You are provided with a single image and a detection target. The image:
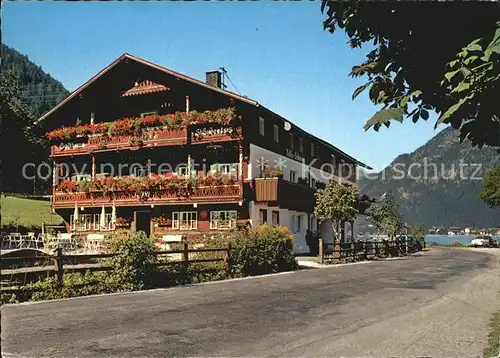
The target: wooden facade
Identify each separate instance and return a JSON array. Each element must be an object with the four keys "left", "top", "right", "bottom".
[{"left": 41, "top": 53, "right": 369, "bottom": 240}]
